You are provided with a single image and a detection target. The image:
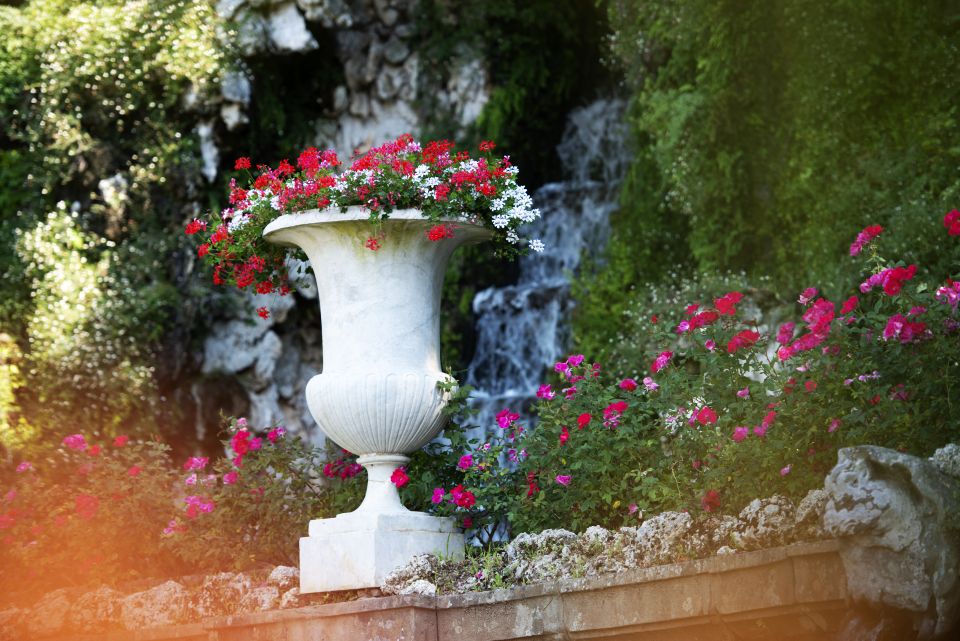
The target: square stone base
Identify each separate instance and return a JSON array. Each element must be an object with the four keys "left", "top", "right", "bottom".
[{"left": 300, "top": 510, "right": 464, "bottom": 593}]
